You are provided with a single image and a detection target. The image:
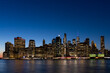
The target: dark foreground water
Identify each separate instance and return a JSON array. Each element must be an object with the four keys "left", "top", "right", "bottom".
[{"left": 0, "top": 59, "right": 110, "bottom": 73}]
